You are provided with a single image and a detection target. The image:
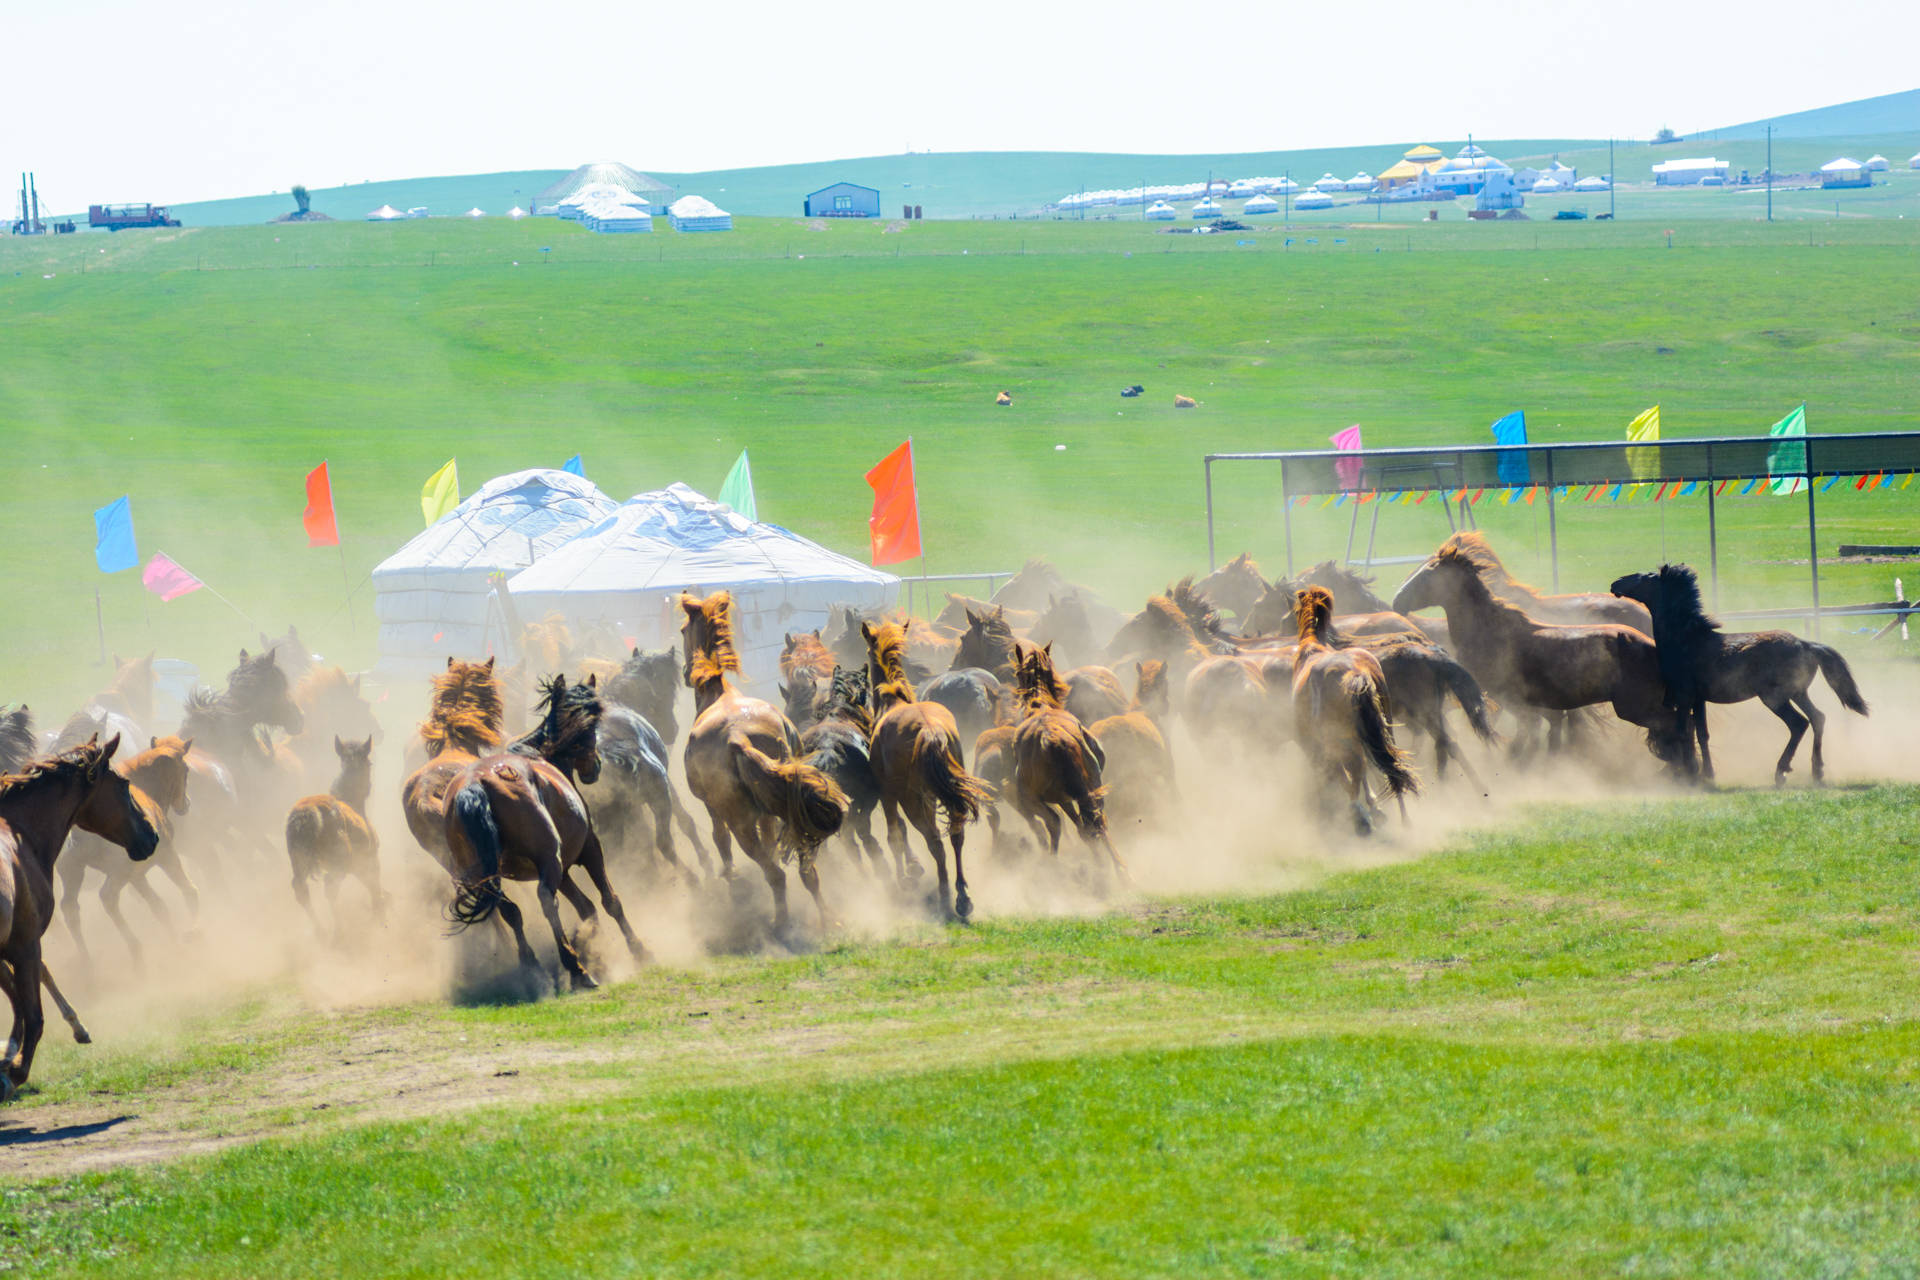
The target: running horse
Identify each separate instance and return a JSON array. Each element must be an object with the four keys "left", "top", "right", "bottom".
[
  {"left": 1433, "top": 533, "right": 1651, "bottom": 633},
  {"left": 1290, "top": 587, "right": 1420, "bottom": 834},
  {"left": 401, "top": 657, "right": 505, "bottom": 863},
  {"left": 1611, "top": 564, "right": 1868, "bottom": 784},
  {"left": 444, "top": 675, "right": 647, "bottom": 992},
  {"left": 57, "top": 735, "right": 197, "bottom": 965},
  {"left": 1009, "top": 643, "right": 1129, "bottom": 882},
  {"left": 681, "top": 592, "right": 847, "bottom": 932},
  {"left": 862, "top": 621, "right": 990, "bottom": 920},
  {"left": 1, "top": 736, "right": 160, "bottom": 1100},
  {"left": 1192, "top": 552, "right": 1269, "bottom": 622}
]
